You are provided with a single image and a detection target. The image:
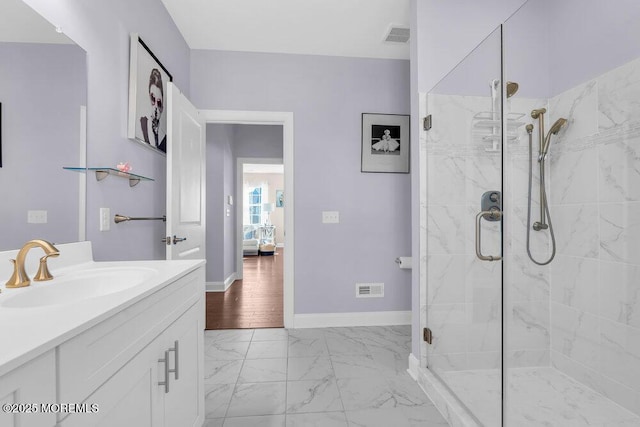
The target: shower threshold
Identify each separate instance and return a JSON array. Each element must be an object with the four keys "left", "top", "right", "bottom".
[{"left": 438, "top": 367, "right": 640, "bottom": 426}]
